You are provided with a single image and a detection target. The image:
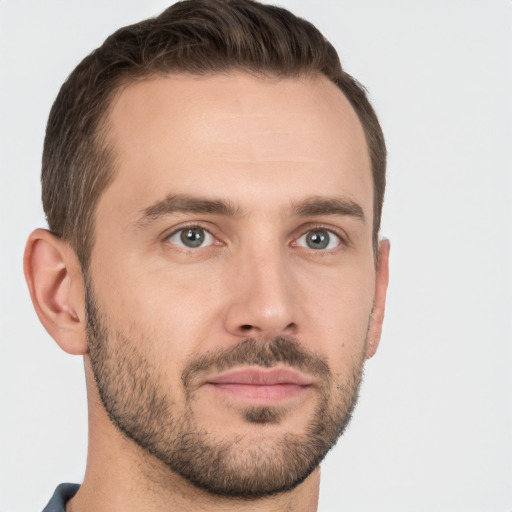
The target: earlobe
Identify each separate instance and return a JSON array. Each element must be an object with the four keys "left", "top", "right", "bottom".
[
  {"left": 365, "top": 238, "right": 390, "bottom": 359},
  {"left": 23, "top": 229, "right": 88, "bottom": 355}
]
